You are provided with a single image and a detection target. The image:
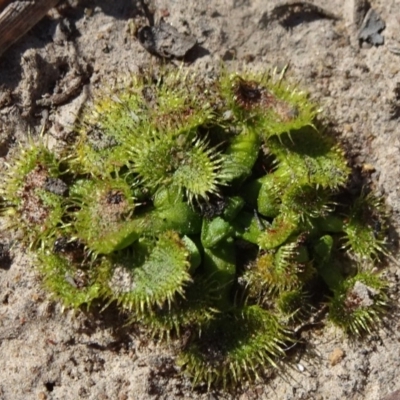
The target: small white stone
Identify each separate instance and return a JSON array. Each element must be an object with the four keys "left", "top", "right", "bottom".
[{"left": 297, "top": 363, "right": 305, "bottom": 372}]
